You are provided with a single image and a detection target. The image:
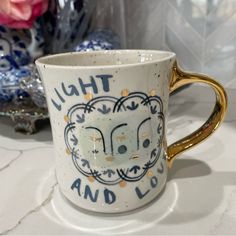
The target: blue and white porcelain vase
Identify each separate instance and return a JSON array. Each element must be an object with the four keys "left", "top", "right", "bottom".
[
  {"left": 75, "top": 29, "right": 121, "bottom": 52},
  {"left": 0, "top": 24, "right": 44, "bottom": 102}
]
